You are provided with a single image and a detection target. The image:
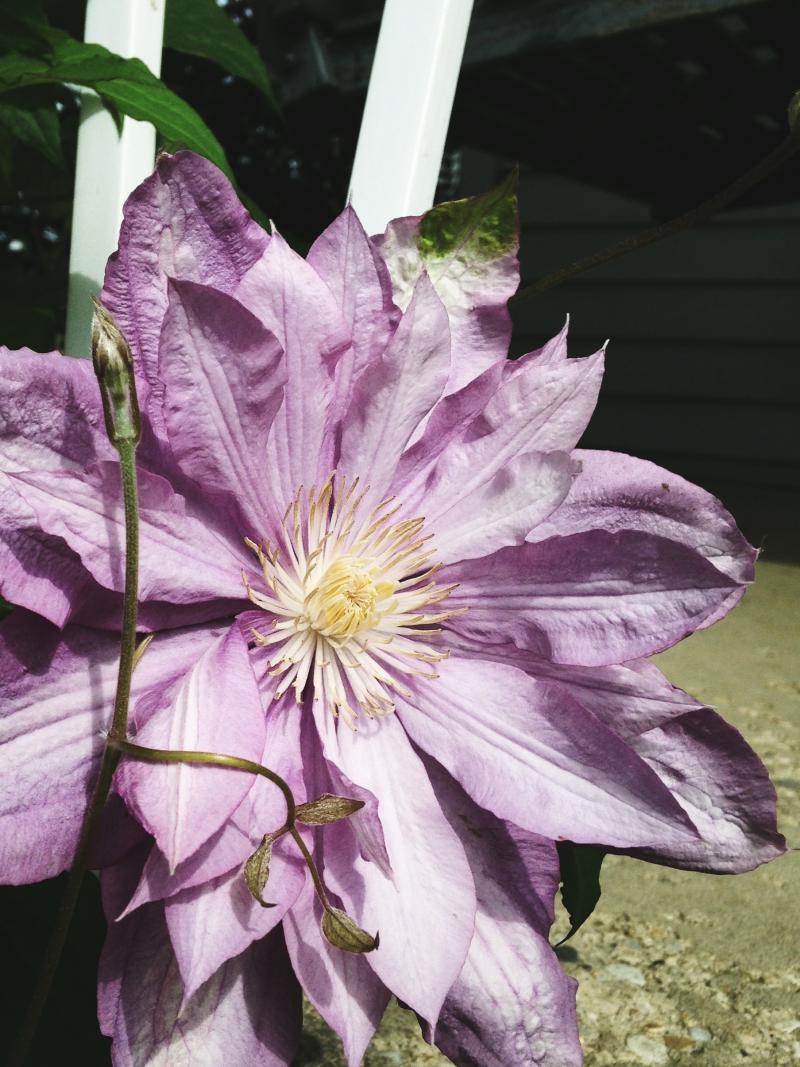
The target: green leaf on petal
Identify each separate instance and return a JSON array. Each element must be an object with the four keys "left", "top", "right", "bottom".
[
  {"left": 243, "top": 833, "right": 280, "bottom": 908},
  {"left": 164, "top": 0, "right": 276, "bottom": 108},
  {"left": 295, "top": 794, "right": 365, "bottom": 826},
  {"left": 416, "top": 169, "right": 518, "bottom": 271},
  {"left": 556, "top": 841, "right": 605, "bottom": 945},
  {"left": 321, "top": 906, "right": 379, "bottom": 954}
]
